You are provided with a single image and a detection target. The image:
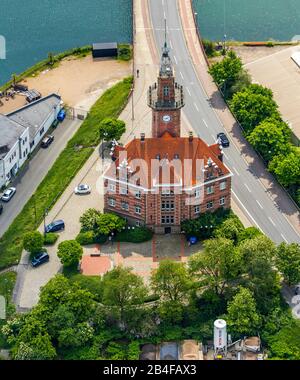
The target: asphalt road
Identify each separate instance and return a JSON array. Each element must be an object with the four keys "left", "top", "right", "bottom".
[
  {"left": 0, "top": 118, "right": 82, "bottom": 237},
  {"left": 149, "top": 0, "right": 300, "bottom": 243}
]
